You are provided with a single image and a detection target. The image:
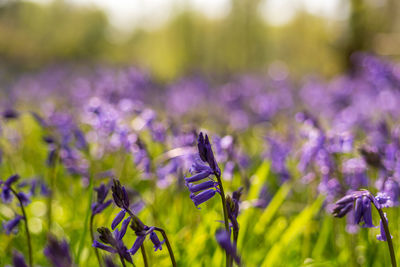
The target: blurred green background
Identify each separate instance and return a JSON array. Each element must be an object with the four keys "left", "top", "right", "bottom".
[{"left": 0, "top": 0, "right": 399, "bottom": 80}]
